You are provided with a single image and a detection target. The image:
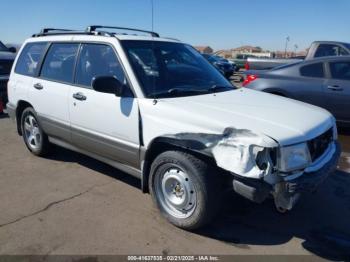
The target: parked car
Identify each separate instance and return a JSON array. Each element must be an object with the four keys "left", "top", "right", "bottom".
[
  {"left": 0, "top": 41, "right": 16, "bottom": 113},
  {"left": 243, "top": 56, "right": 350, "bottom": 126},
  {"left": 7, "top": 26, "right": 340, "bottom": 230},
  {"left": 246, "top": 41, "right": 350, "bottom": 70},
  {"left": 232, "top": 54, "right": 255, "bottom": 71},
  {"left": 202, "top": 54, "right": 235, "bottom": 78}
]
